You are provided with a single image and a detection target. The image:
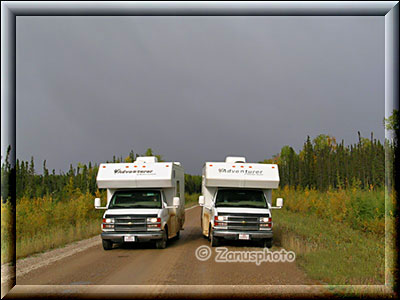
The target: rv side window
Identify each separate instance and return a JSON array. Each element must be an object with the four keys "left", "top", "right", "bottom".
[{"left": 176, "top": 181, "right": 180, "bottom": 197}]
